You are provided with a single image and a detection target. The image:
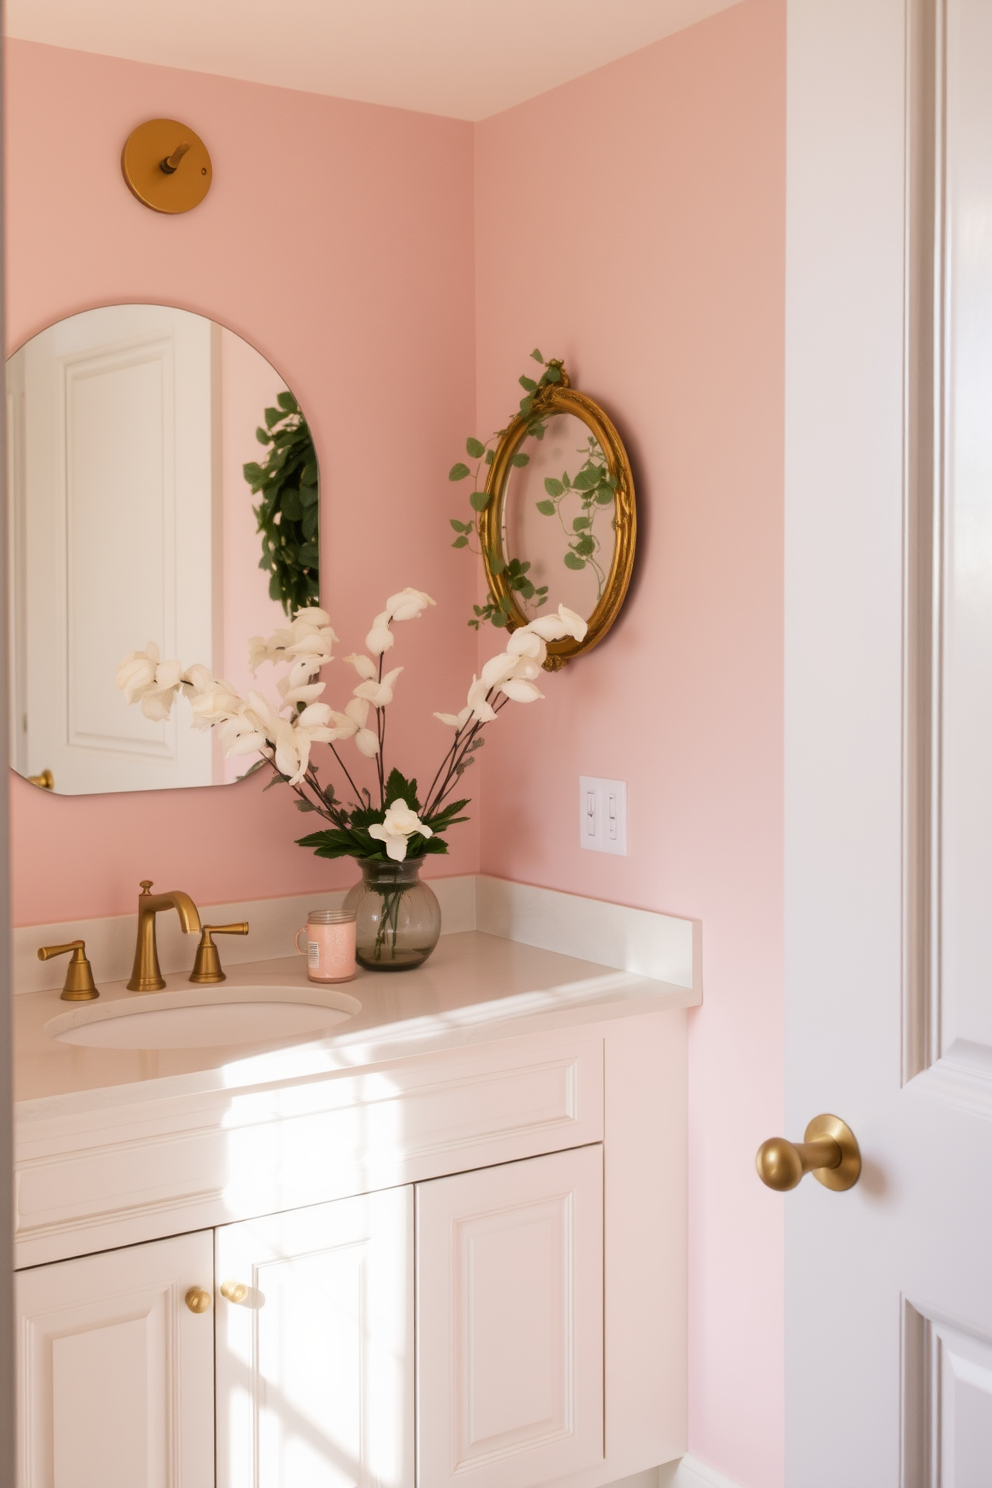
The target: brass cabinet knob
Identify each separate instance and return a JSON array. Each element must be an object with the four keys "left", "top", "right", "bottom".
[
  {"left": 185, "top": 1287, "right": 212, "bottom": 1314},
  {"left": 220, "top": 1280, "right": 248, "bottom": 1304},
  {"left": 756, "top": 1113, "right": 861, "bottom": 1192}
]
